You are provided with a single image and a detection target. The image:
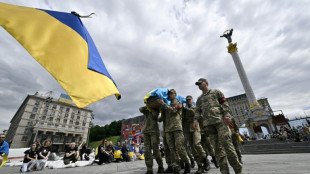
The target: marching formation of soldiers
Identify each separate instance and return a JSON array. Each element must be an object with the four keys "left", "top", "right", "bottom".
[{"left": 140, "top": 78, "right": 243, "bottom": 174}]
